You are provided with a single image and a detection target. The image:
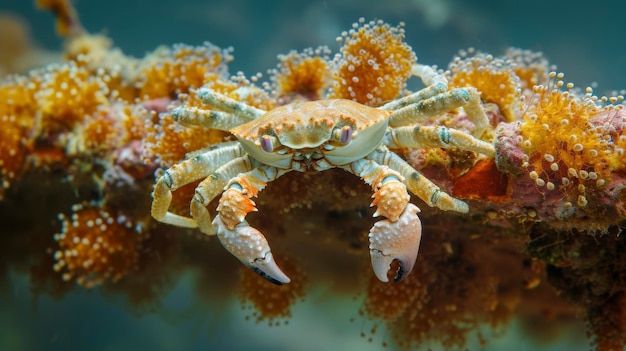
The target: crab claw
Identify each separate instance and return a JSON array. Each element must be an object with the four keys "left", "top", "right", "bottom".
[
  {"left": 212, "top": 215, "right": 291, "bottom": 285},
  {"left": 369, "top": 203, "right": 422, "bottom": 283}
]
